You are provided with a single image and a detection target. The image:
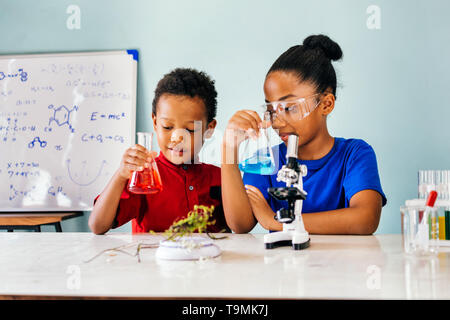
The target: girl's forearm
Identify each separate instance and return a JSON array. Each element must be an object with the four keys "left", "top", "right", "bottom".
[
  {"left": 302, "top": 206, "right": 379, "bottom": 235},
  {"left": 256, "top": 205, "right": 379, "bottom": 235},
  {"left": 221, "top": 143, "right": 256, "bottom": 233}
]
